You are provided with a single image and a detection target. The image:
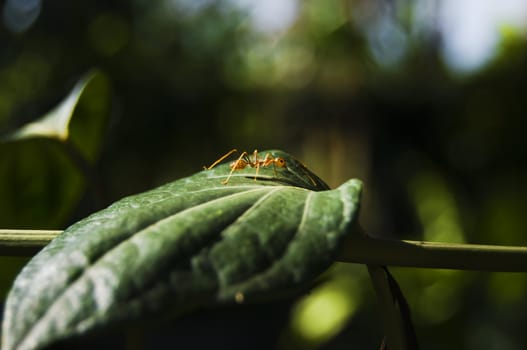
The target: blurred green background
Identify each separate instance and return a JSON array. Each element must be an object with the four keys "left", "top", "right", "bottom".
[{"left": 1, "top": 0, "right": 527, "bottom": 349}]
